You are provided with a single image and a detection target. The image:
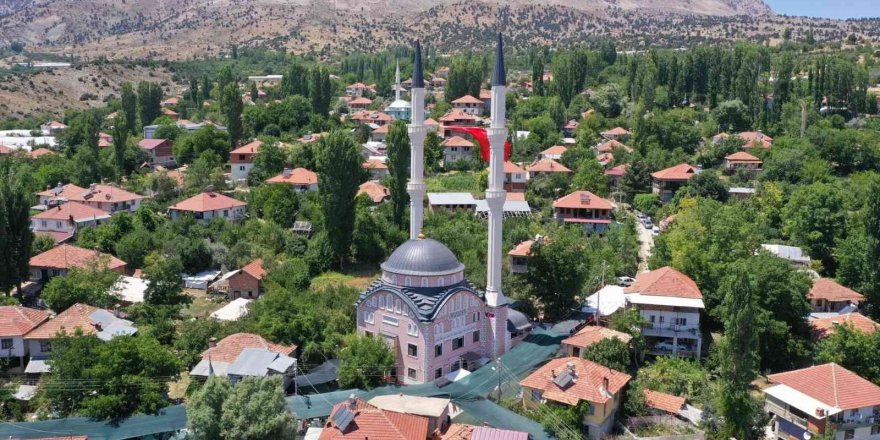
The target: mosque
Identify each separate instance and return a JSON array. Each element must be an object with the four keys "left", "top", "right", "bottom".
[
  {"left": 384, "top": 62, "right": 412, "bottom": 121},
  {"left": 356, "top": 36, "right": 512, "bottom": 384}
]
